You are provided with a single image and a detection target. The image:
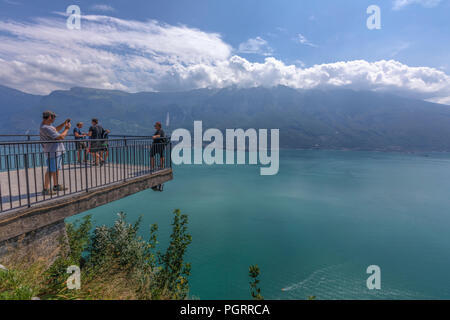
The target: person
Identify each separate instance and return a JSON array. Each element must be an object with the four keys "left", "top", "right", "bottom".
[
  {"left": 88, "top": 118, "right": 110, "bottom": 166},
  {"left": 150, "top": 121, "right": 166, "bottom": 170},
  {"left": 40, "top": 110, "right": 70, "bottom": 195},
  {"left": 73, "top": 122, "right": 88, "bottom": 163},
  {"left": 100, "top": 128, "right": 110, "bottom": 163}
]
